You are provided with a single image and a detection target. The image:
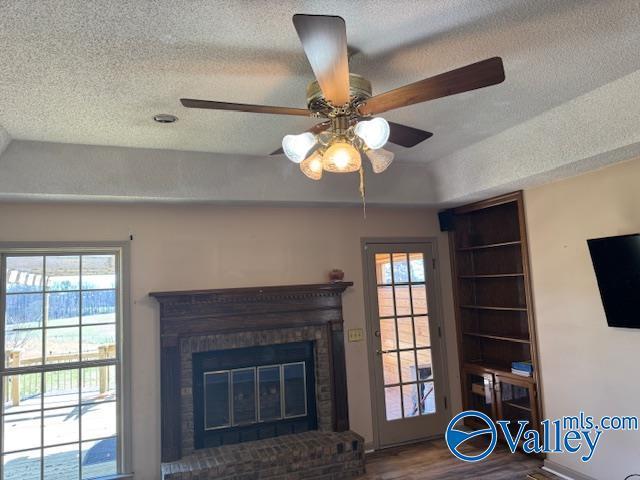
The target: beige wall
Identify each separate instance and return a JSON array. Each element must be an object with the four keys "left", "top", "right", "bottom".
[
  {"left": 525, "top": 157, "right": 640, "bottom": 479},
  {"left": 0, "top": 203, "right": 458, "bottom": 480}
]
